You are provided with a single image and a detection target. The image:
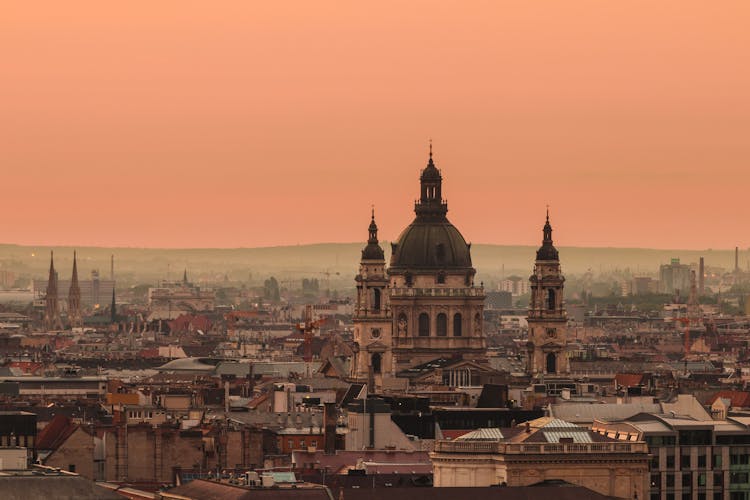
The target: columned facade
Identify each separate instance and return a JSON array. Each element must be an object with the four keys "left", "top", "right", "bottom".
[{"left": 350, "top": 147, "right": 486, "bottom": 387}]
